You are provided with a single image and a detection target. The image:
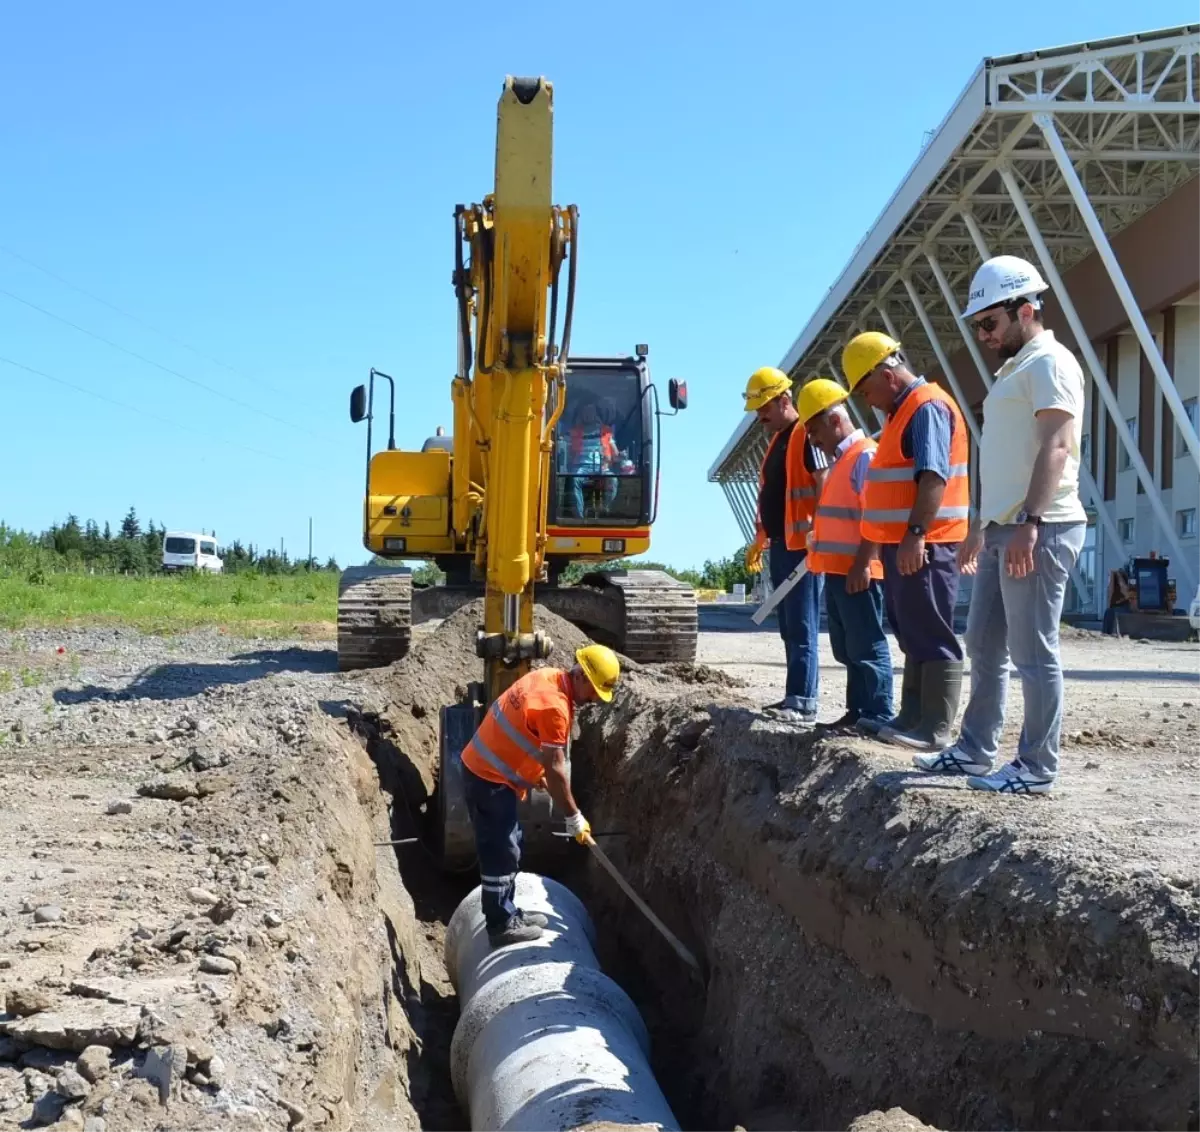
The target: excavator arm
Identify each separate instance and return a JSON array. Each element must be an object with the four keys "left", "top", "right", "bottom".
[{"left": 454, "top": 75, "right": 575, "bottom": 705}]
